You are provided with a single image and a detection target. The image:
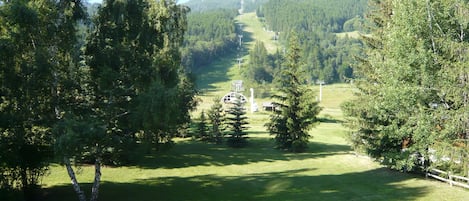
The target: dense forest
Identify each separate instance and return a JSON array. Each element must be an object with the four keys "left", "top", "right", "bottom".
[
  {"left": 180, "top": 0, "right": 270, "bottom": 72},
  {"left": 181, "top": 9, "right": 239, "bottom": 71},
  {"left": 260, "top": 0, "right": 367, "bottom": 33},
  {"left": 181, "top": 0, "right": 368, "bottom": 85},
  {"left": 251, "top": 0, "right": 368, "bottom": 84}
]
